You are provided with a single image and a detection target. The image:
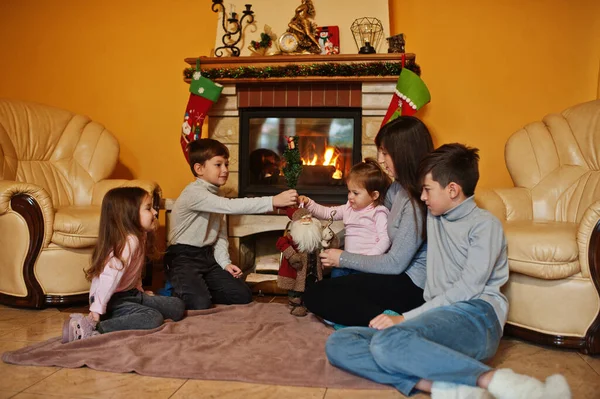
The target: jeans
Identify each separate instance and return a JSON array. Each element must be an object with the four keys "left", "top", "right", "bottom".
[
  {"left": 325, "top": 299, "right": 502, "bottom": 396},
  {"left": 330, "top": 267, "right": 362, "bottom": 278},
  {"left": 96, "top": 289, "right": 185, "bottom": 334}
]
